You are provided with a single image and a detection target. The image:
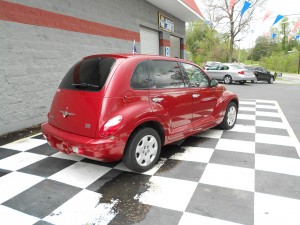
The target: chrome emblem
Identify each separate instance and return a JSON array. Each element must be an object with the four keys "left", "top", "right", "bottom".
[{"left": 59, "top": 110, "right": 76, "bottom": 118}]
